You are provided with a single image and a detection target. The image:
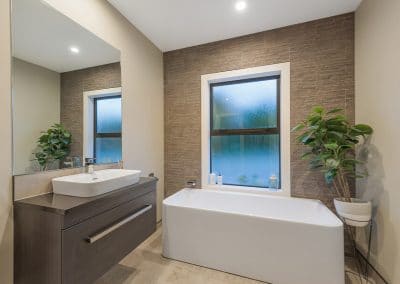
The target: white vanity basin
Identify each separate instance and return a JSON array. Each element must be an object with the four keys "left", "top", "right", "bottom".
[{"left": 52, "top": 169, "right": 141, "bottom": 197}]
